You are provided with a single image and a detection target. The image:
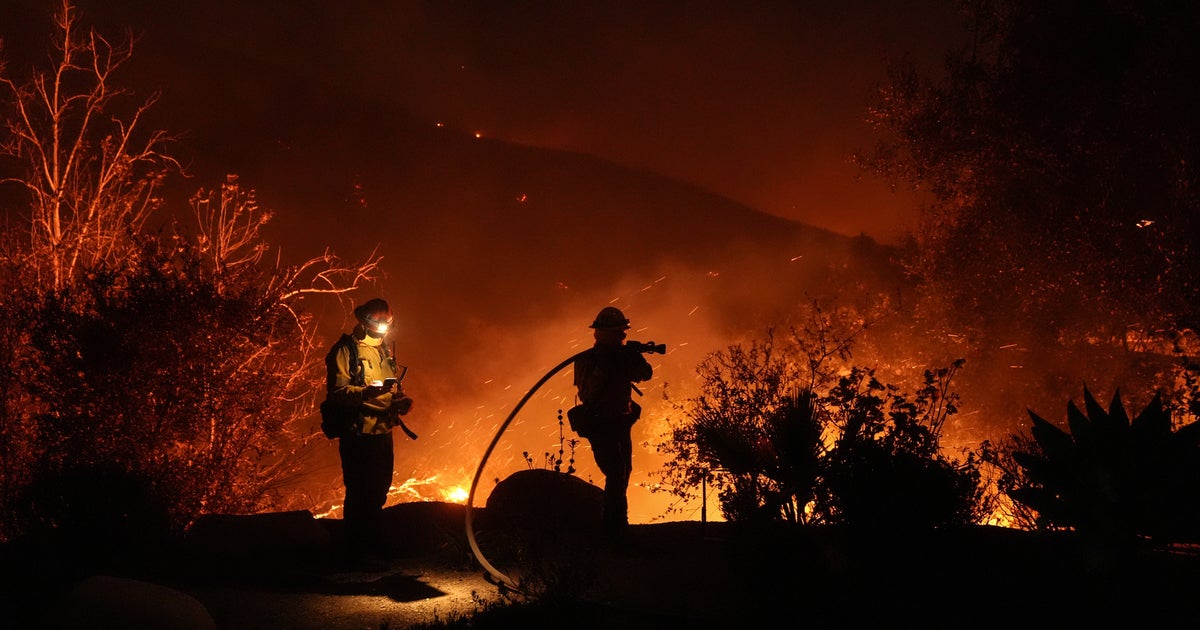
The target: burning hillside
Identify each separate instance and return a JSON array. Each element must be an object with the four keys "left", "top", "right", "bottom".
[{"left": 166, "top": 94, "right": 906, "bottom": 521}]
